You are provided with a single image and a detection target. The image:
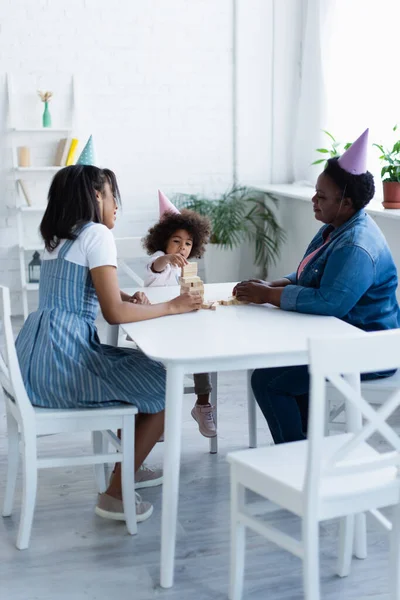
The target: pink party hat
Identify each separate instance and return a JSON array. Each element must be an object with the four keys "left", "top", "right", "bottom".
[
  {"left": 158, "top": 189, "right": 180, "bottom": 217},
  {"left": 338, "top": 128, "right": 369, "bottom": 175}
]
